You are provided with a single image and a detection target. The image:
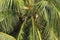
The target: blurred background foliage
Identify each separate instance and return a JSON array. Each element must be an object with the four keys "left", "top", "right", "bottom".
[{"left": 0, "top": 0, "right": 60, "bottom": 40}]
